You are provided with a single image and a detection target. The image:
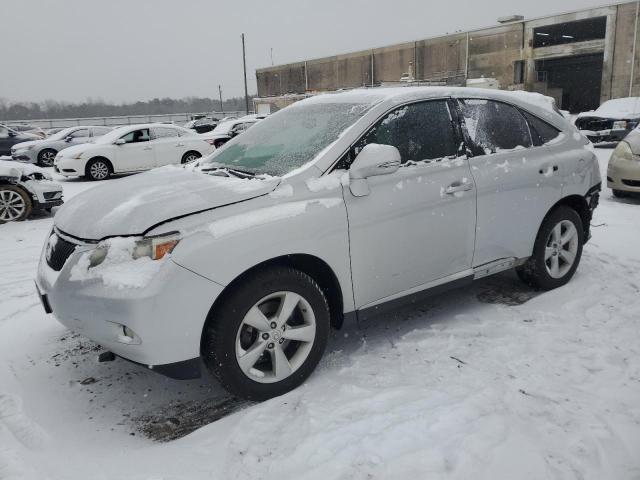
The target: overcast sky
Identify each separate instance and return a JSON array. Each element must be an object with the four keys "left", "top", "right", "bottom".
[{"left": 1, "top": 0, "right": 617, "bottom": 104}]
